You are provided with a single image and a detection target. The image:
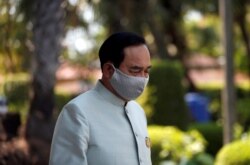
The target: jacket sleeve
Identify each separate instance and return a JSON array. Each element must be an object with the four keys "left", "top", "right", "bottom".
[{"left": 49, "top": 103, "right": 89, "bottom": 165}]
